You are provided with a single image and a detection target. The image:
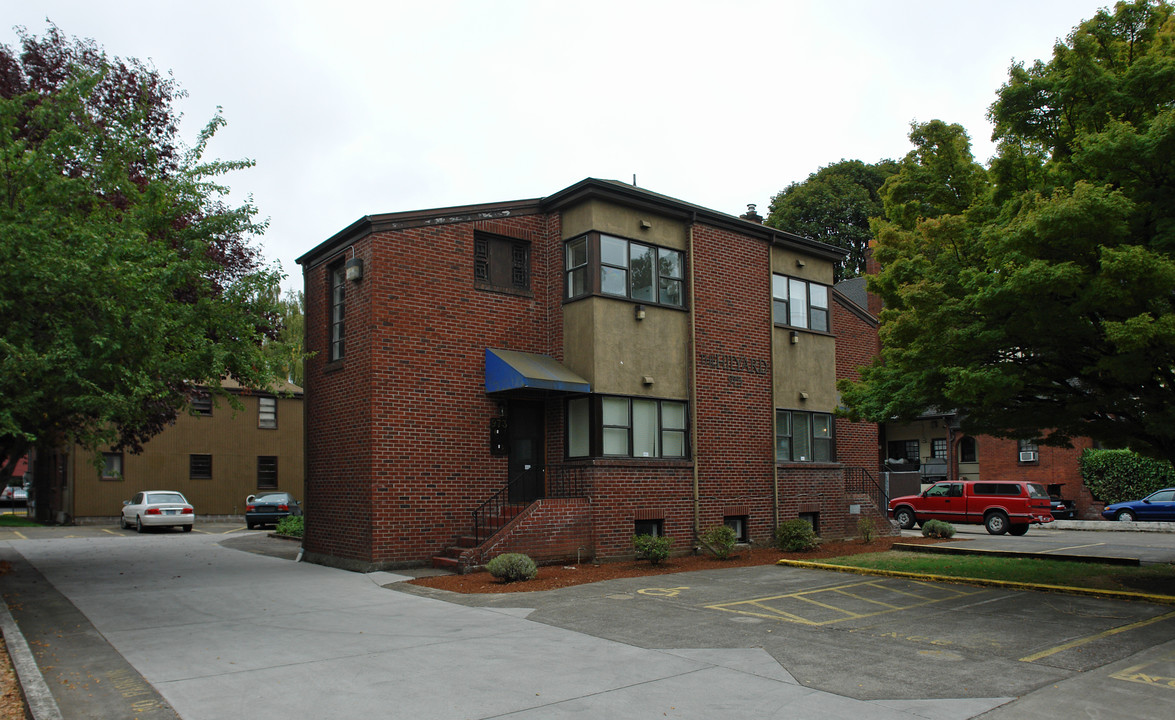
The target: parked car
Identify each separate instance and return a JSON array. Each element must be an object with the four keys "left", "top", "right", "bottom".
[
  {"left": 1101, "top": 488, "right": 1175, "bottom": 522},
  {"left": 889, "top": 480, "right": 1054, "bottom": 535},
  {"left": 2, "top": 483, "right": 27, "bottom": 504},
  {"left": 121, "top": 491, "right": 194, "bottom": 533},
  {"left": 245, "top": 492, "right": 301, "bottom": 529}
]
